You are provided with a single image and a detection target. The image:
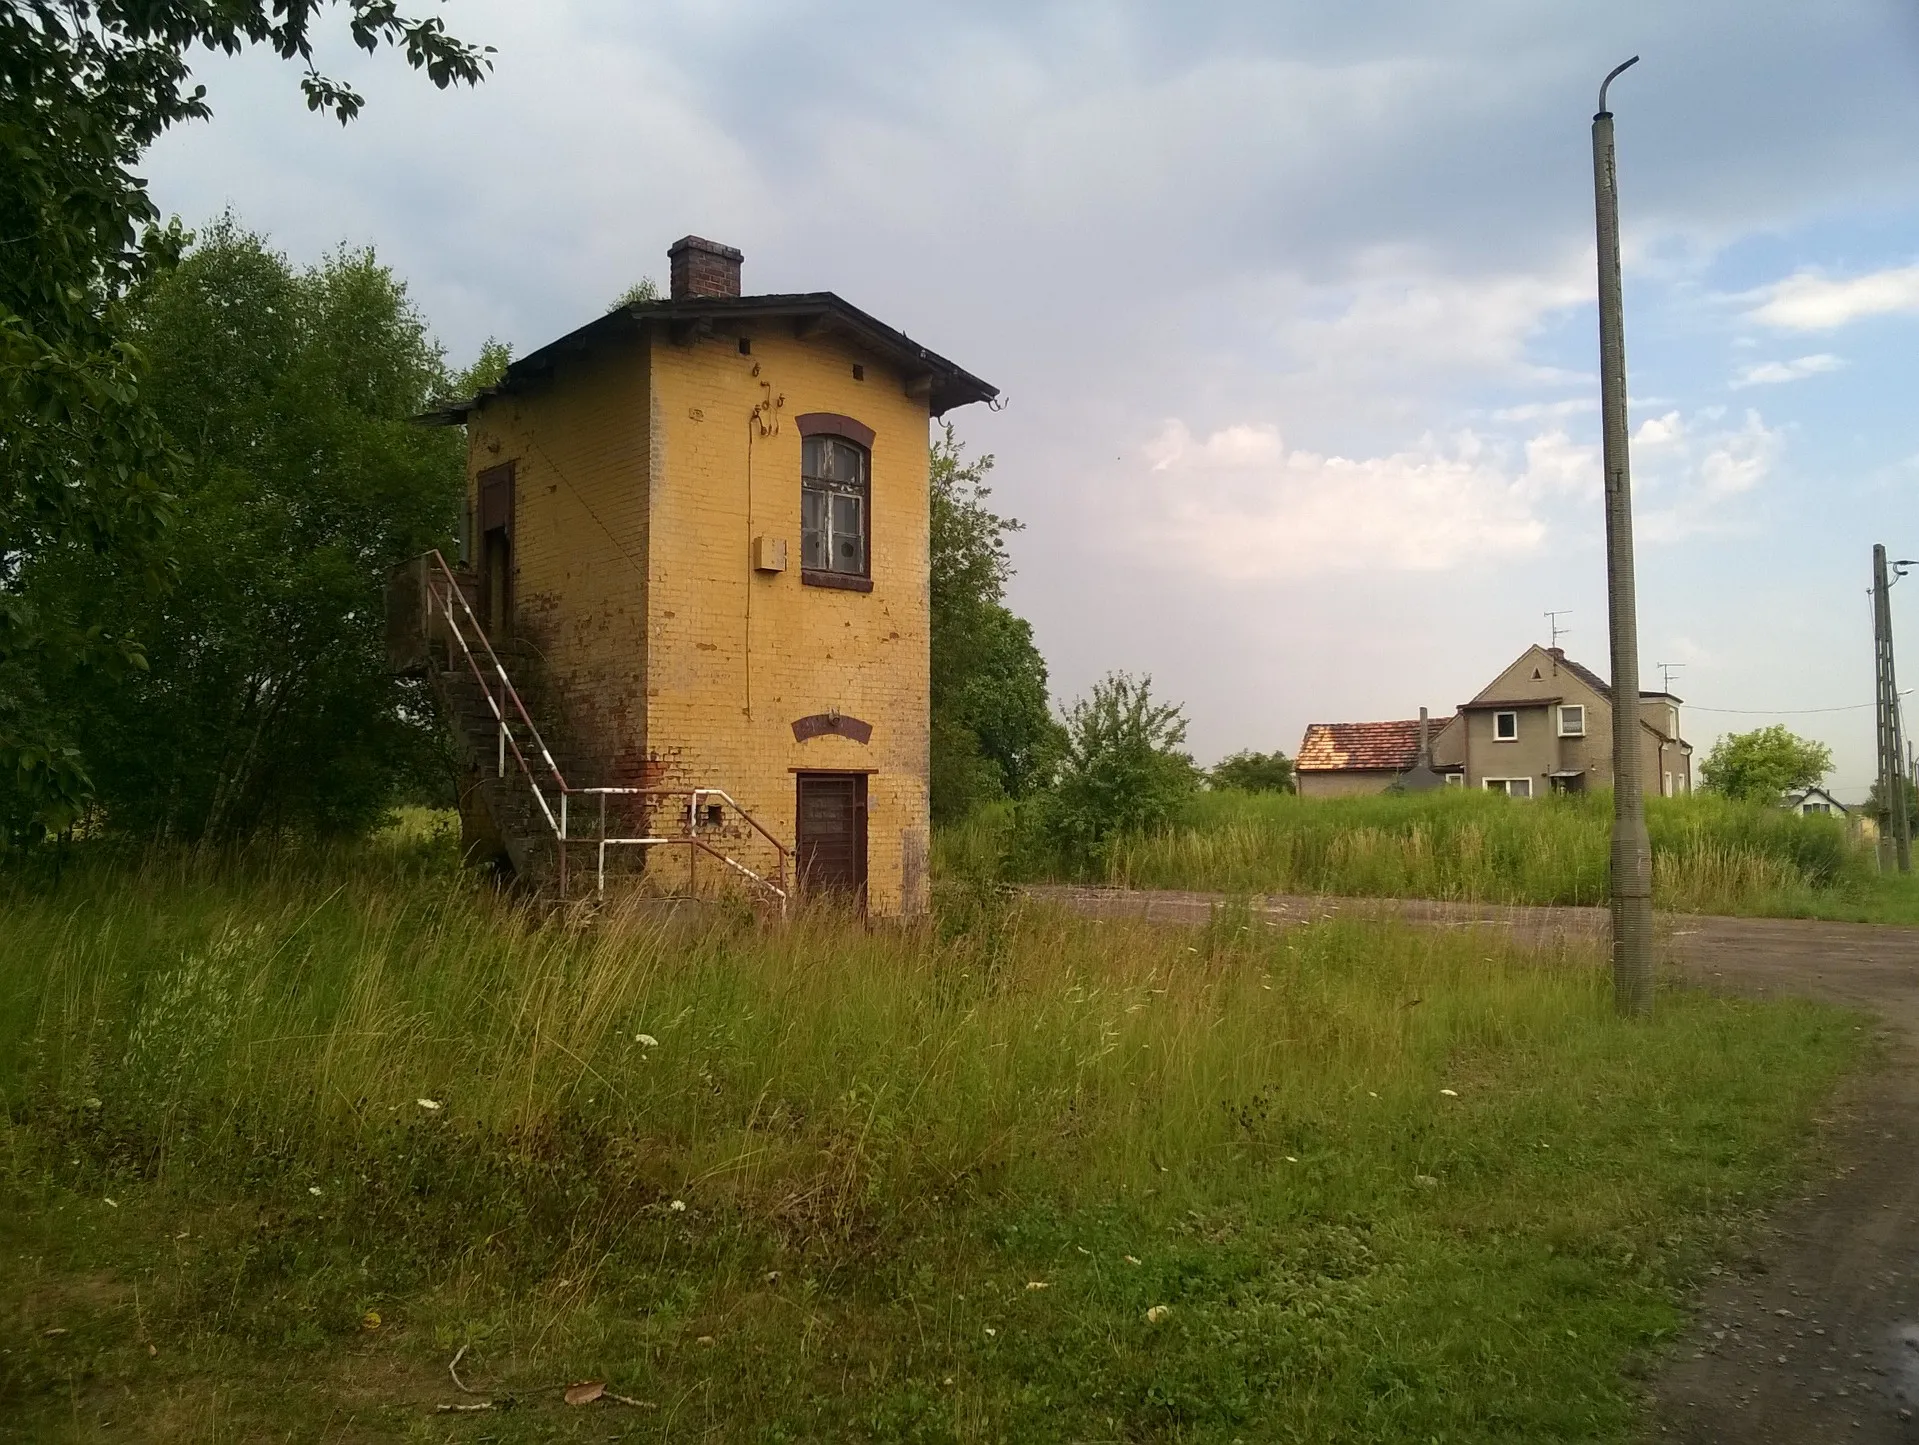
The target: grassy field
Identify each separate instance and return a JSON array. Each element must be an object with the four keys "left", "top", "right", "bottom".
[
  {"left": 0, "top": 838, "right": 1867, "bottom": 1442},
  {"left": 937, "top": 790, "right": 1917, "bottom": 921}
]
